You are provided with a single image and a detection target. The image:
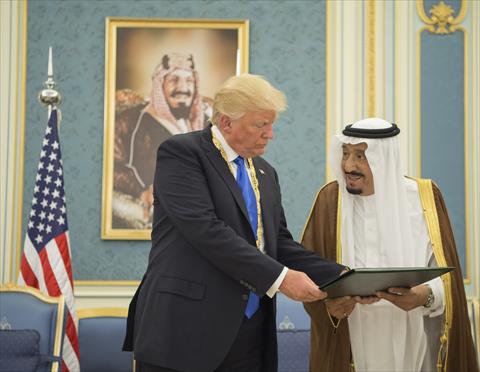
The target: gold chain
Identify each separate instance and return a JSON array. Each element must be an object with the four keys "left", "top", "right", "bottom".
[
  {"left": 211, "top": 131, "right": 264, "bottom": 248},
  {"left": 325, "top": 302, "right": 342, "bottom": 334}
]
